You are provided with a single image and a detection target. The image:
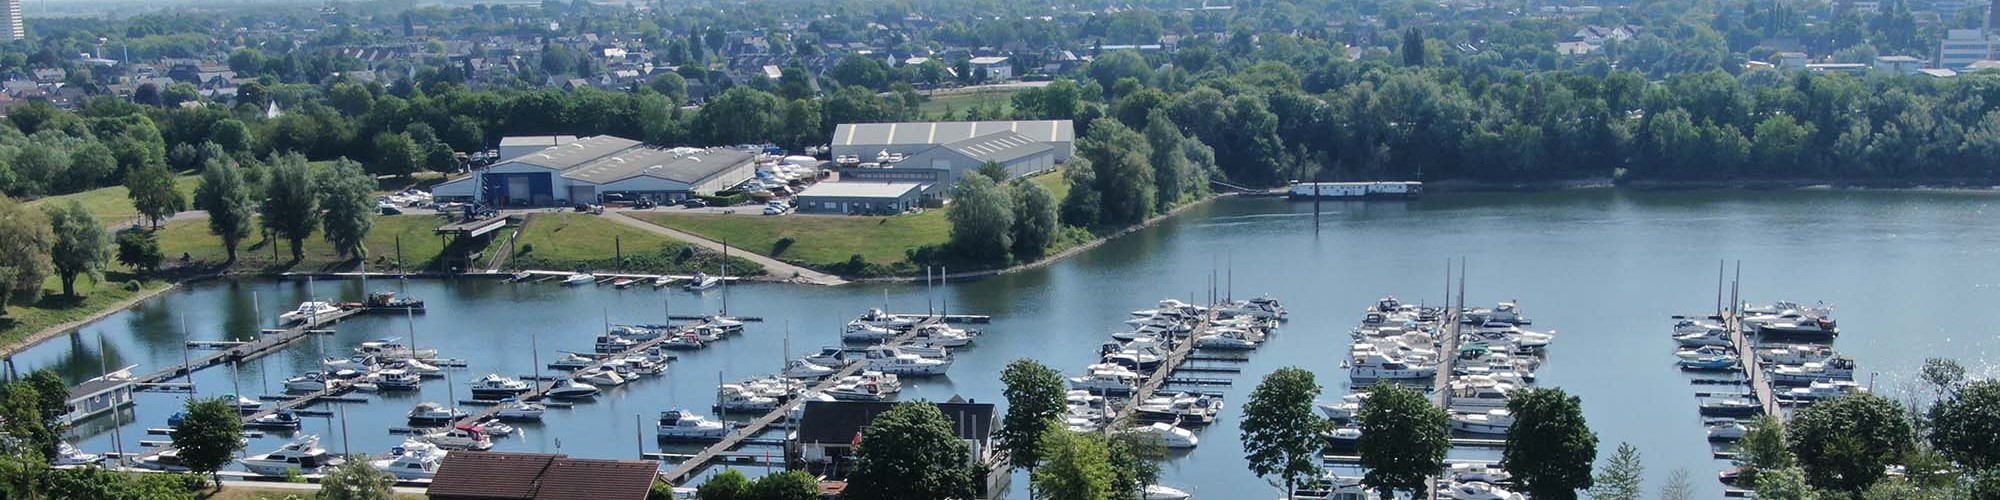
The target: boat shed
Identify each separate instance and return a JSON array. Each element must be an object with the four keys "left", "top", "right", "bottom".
[
  {"left": 433, "top": 135, "right": 757, "bottom": 207},
  {"left": 794, "top": 181, "right": 927, "bottom": 214},
  {"left": 427, "top": 451, "right": 662, "bottom": 500},
  {"left": 61, "top": 366, "right": 136, "bottom": 425}
]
